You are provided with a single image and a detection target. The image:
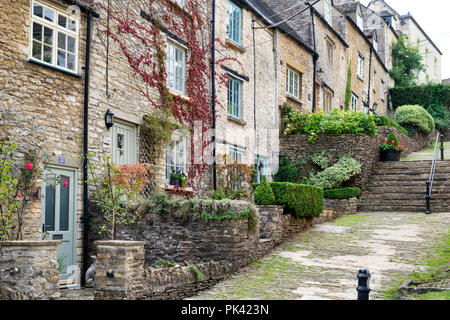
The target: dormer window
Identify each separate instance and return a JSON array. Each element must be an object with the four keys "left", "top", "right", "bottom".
[
  {"left": 324, "top": 0, "right": 332, "bottom": 25},
  {"left": 356, "top": 12, "right": 364, "bottom": 30}
]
